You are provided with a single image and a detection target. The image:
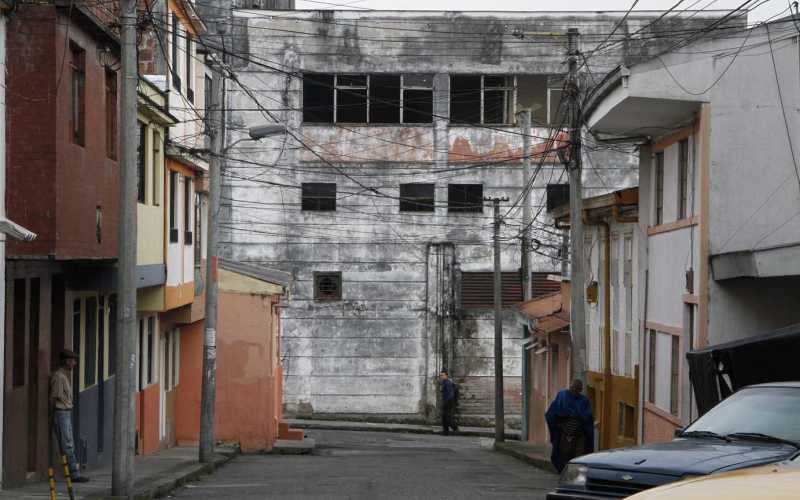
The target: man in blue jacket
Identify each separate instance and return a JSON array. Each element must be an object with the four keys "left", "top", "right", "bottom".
[
  {"left": 545, "top": 379, "right": 594, "bottom": 473},
  {"left": 439, "top": 370, "right": 458, "bottom": 435}
]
